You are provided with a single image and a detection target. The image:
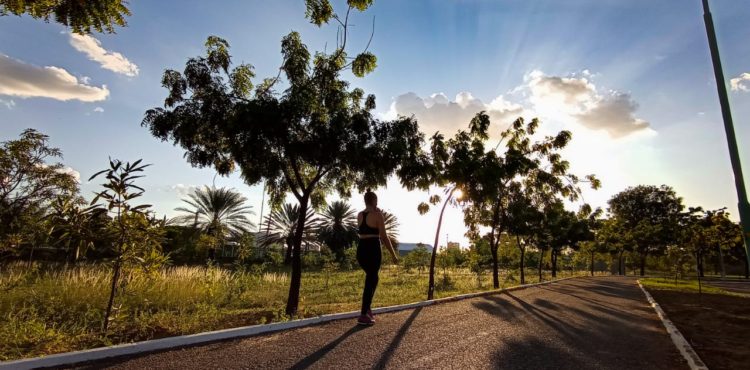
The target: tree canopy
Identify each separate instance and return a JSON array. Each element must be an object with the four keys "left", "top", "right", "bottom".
[
  {"left": 608, "top": 185, "right": 684, "bottom": 275},
  {"left": 0, "top": 0, "right": 131, "bottom": 34}
]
